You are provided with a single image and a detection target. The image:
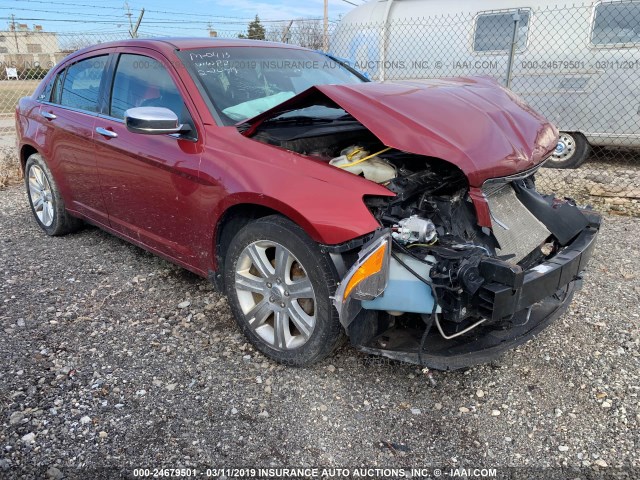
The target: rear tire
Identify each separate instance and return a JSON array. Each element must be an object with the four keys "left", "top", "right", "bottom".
[
  {"left": 25, "top": 153, "right": 82, "bottom": 236},
  {"left": 547, "top": 132, "right": 591, "bottom": 169},
  {"left": 224, "top": 215, "right": 344, "bottom": 366}
]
